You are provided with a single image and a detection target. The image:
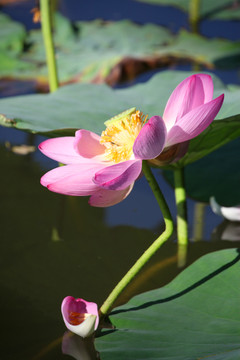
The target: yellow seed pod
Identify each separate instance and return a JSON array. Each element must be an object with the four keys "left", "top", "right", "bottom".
[{"left": 104, "top": 107, "right": 136, "bottom": 127}]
